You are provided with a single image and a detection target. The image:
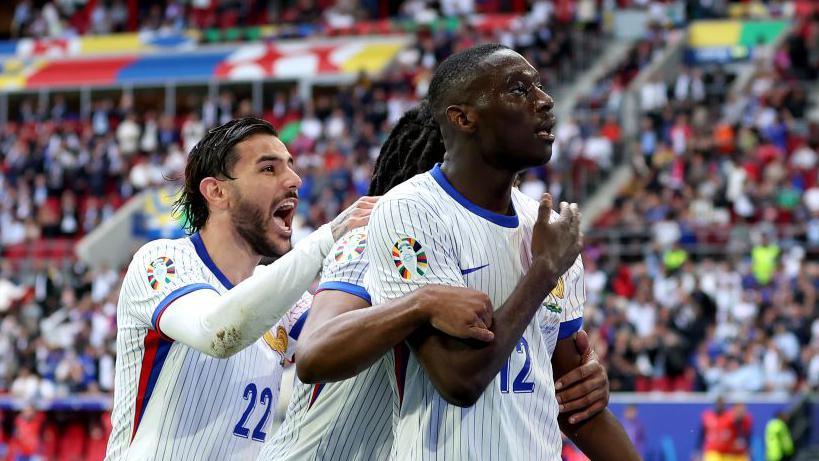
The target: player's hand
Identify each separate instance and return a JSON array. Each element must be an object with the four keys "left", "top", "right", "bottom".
[
  {"left": 554, "top": 330, "right": 609, "bottom": 424},
  {"left": 415, "top": 285, "right": 495, "bottom": 342},
  {"left": 329, "top": 196, "right": 380, "bottom": 240},
  {"left": 531, "top": 194, "right": 582, "bottom": 283}
]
